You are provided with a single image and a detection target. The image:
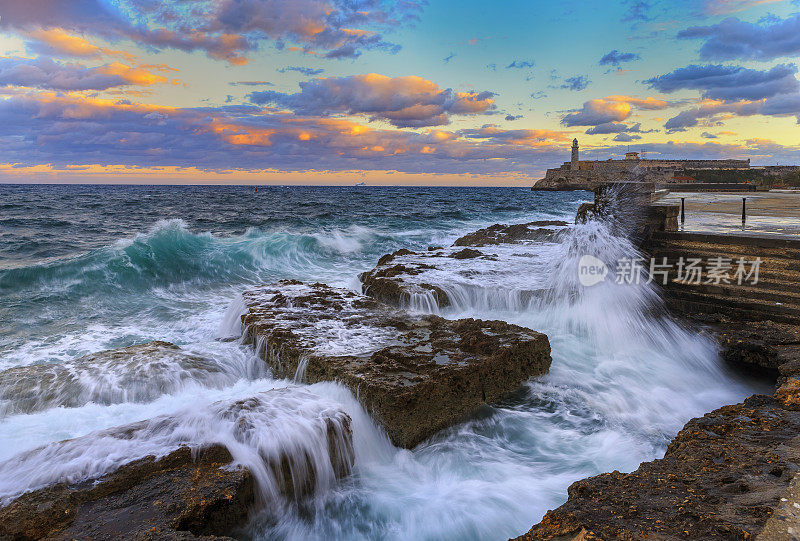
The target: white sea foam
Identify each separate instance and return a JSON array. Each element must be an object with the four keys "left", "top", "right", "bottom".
[
  {"left": 0, "top": 385, "right": 353, "bottom": 506},
  {"left": 0, "top": 199, "right": 764, "bottom": 540}
]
